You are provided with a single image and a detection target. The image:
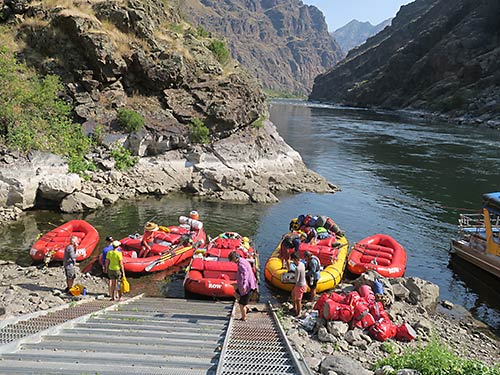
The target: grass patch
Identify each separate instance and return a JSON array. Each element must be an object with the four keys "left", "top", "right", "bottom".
[{"left": 374, "top": 337, "right": 500, "bottom": 375}]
